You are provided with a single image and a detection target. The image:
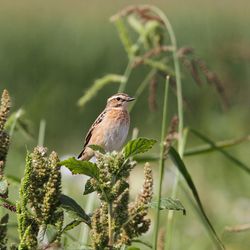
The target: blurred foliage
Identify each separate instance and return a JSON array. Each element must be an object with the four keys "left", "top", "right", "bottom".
[{"left": 0, "top": 1, "right": 249, "bottom": 249}]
